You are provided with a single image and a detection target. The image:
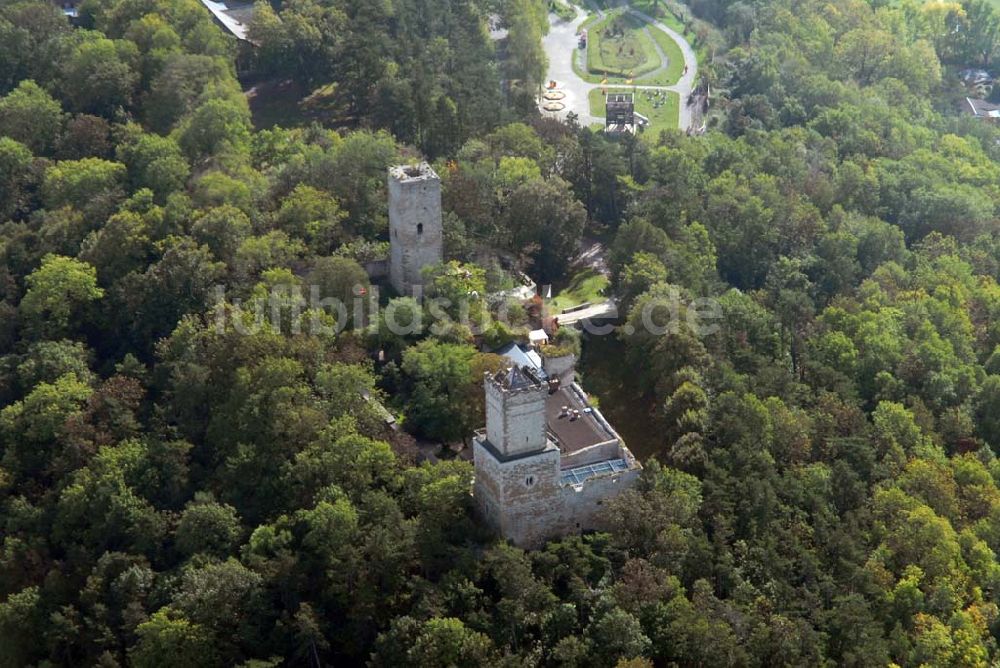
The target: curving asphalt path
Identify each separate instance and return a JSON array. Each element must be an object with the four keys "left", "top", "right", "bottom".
[
  {"left": 540, "top": 3, "right": 699, "bottom": 131},
  {"left": 540, "top": 7, "right": 598, "bottom": 125}
]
